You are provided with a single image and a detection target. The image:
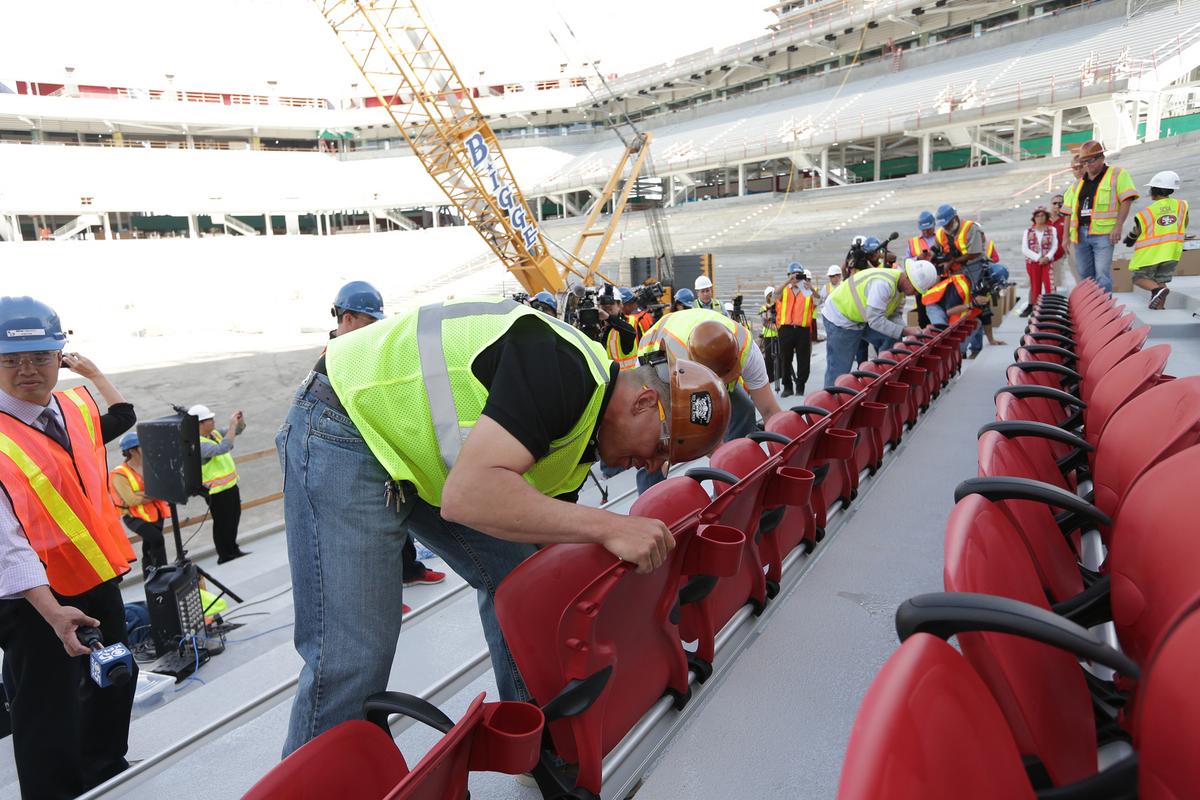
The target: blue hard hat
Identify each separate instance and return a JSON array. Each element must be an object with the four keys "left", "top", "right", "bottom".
[
  {"left": 0, "top": 296, "right": 68, "bottom": 354},
  {"left": 863, "top": 236, "right": 882, "bottom": 253},
  {"left": 918, "top": 211, "right": 936, "bottom": 231},
  {"left": 533, "top": 291, "right": 558, "bottom": 313},
  {"left": 674, "top": 288, "right": 695, "bottom": 305},
  {"left": 333, "top": 281, "right": 384, "bottom": 319},
  {"left": 119, "top": 431, "right": 139, "bottom": 451},
  {"left": 618, "top": 287, "right": 634, "bottom": 304},
  {"left": 935, "top": 204, "right": 958, "bottom": 228},
  {"left": 787, "top": 262, "right": 804, "bottom": 275}
]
